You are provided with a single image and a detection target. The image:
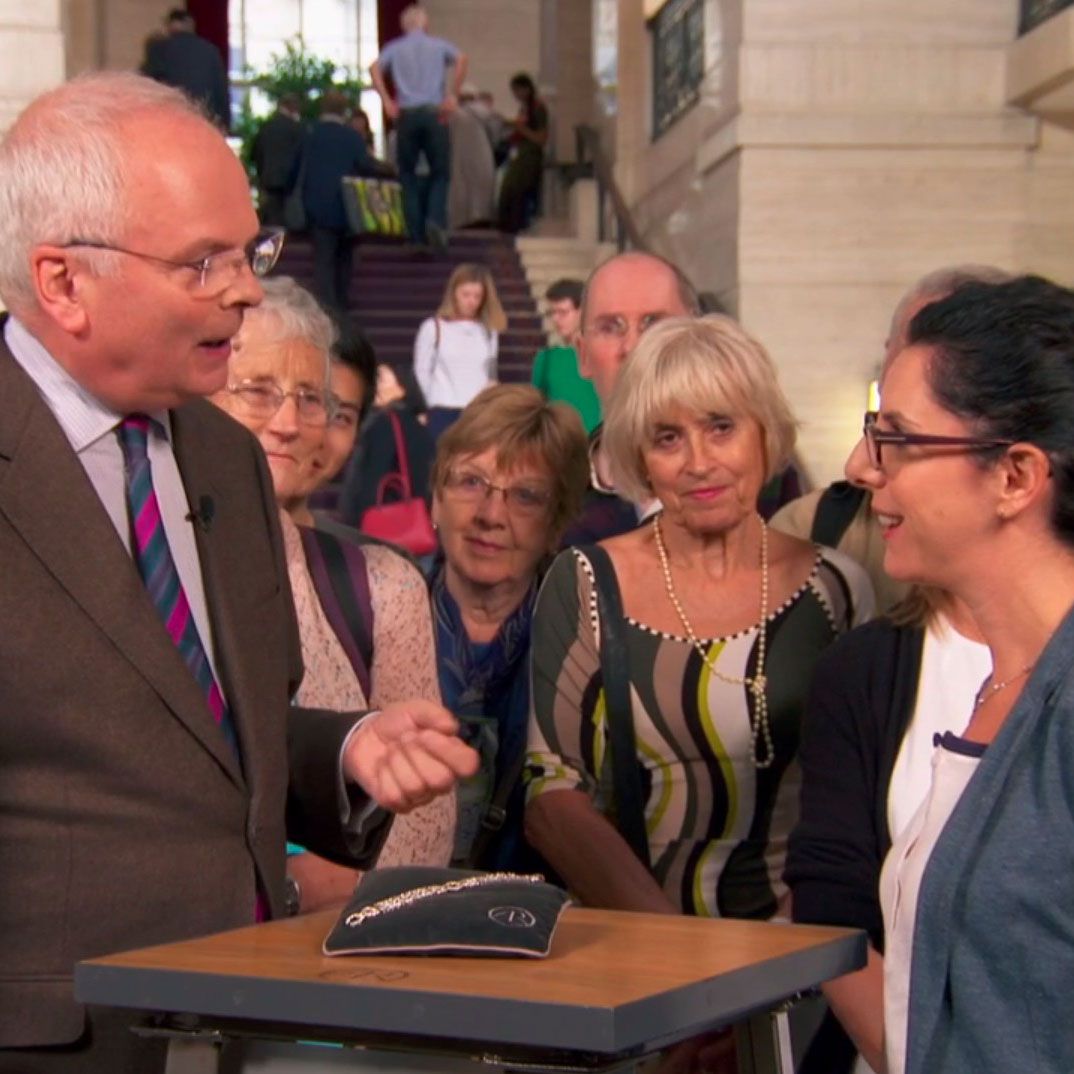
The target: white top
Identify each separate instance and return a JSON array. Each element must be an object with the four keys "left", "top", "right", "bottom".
[
  {"left": 413, "top": 316, "right": 497, "bottom": 409},
  {"left": 887, "top": 613, "right": 991, "bottom": 839},
  {"left": 881, "top": 735, "right": 984, "bottom": 1074}
]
